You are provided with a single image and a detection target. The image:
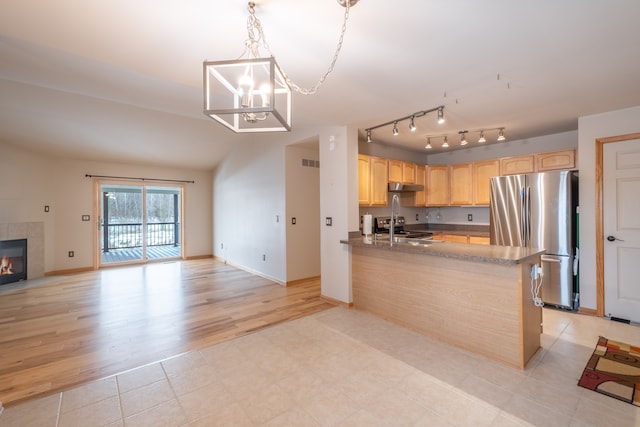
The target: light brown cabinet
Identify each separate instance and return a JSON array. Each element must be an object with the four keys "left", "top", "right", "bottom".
[
  {"left": 536, "top": 149, "right": 575, "bottom": 171},
  {"left": 389, "top": 160, "right": 416, "bottom": 184},
  {"left": 358, "top": 154, "right": 389, "bottom": 206},
  {"left": 388, "top": 159, "right": 403, "bottom": 183},
  {"left": 469, "top": 236, "right": 491, "bottom": 245},
  {"left": 501, "top": 149, "right": 576, "bottom": 175},
  {"left": 473, "top": 160, "right": 500, "bottom": 205},
  {"left": 413, "top": 165, "right": 426, "bottom": 206},
  {"left": 432, "top": 233, "right": 490, "bottom": 245},
  {"left": 403, "top": 162, "right": 416, "bottom": 184},
  {"left": 426, "top": 165, "right": 450, "bottom": 206},
  {"left": 501, "top": 155, "right": 535, "bottom": 175},
  {"left": 449, "top": 163, "right": 473, "bottom": 205}
]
